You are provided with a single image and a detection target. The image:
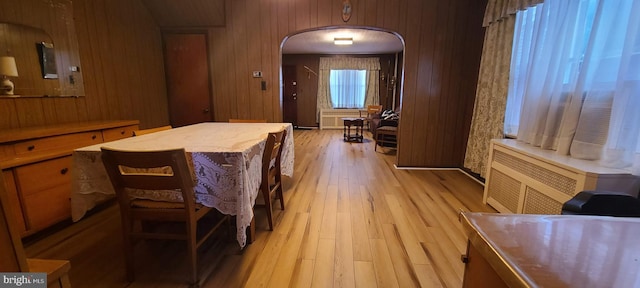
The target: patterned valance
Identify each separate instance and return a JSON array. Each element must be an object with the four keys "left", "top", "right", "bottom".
[
  {"left": 319, "top": 57, "right": 380, "bottom": 70},
  {"left": 483, "top": 0, "right": 543, "bottom": 27}
]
